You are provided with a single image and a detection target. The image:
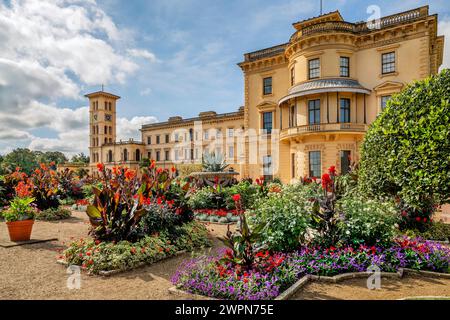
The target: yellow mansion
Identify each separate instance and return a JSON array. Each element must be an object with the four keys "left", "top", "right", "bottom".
[{"left": 84, "top": 6, "right": 444, "bottom": 183}]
